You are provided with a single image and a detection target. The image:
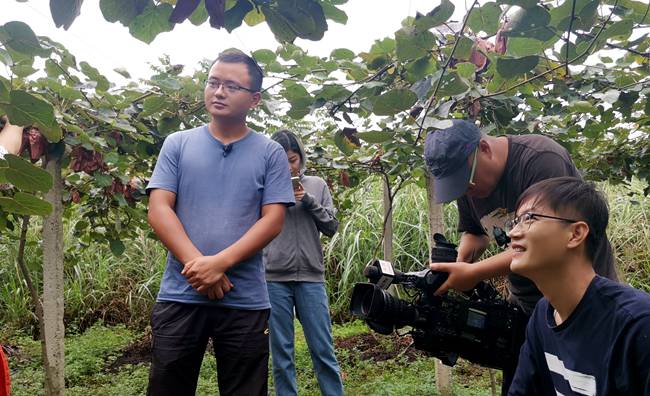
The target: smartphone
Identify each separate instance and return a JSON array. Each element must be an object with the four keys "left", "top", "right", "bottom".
[{"left": 291, "top": 176, "right": 301, "bottom": 190}]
